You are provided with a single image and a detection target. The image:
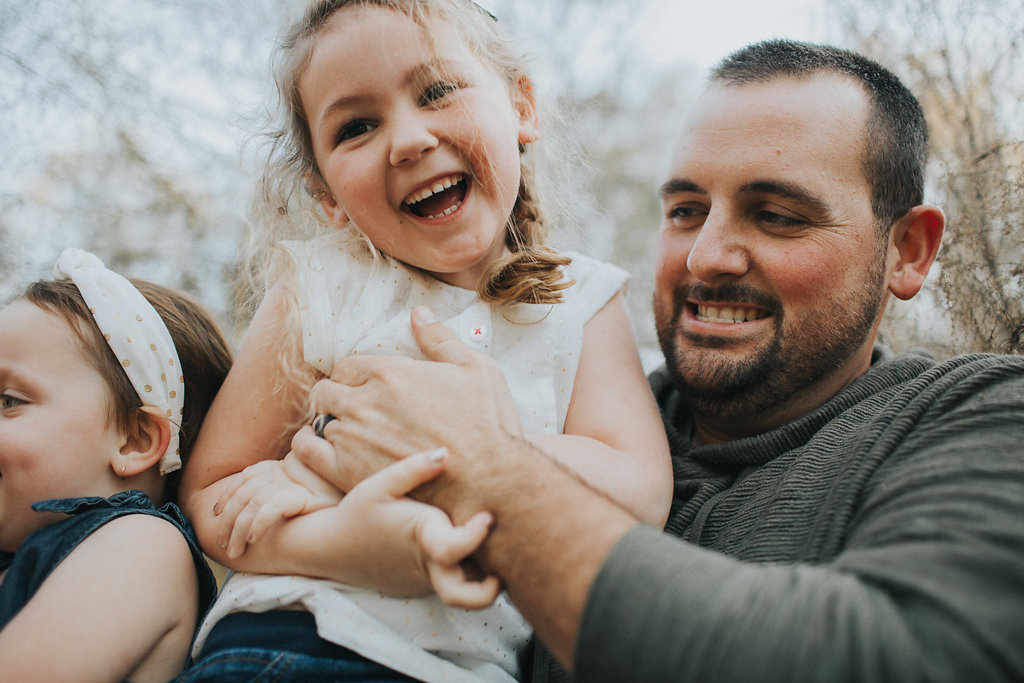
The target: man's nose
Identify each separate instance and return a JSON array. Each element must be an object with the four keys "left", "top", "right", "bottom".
[{"left": 685, "top": 210, "right": 751, "bottom": 283}]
